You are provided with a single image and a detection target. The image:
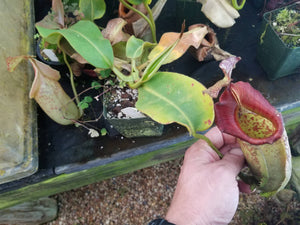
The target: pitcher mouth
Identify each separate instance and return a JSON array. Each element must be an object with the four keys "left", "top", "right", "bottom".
[{"left": 215, "top": 81, "right": 283, "bottom": 145}]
